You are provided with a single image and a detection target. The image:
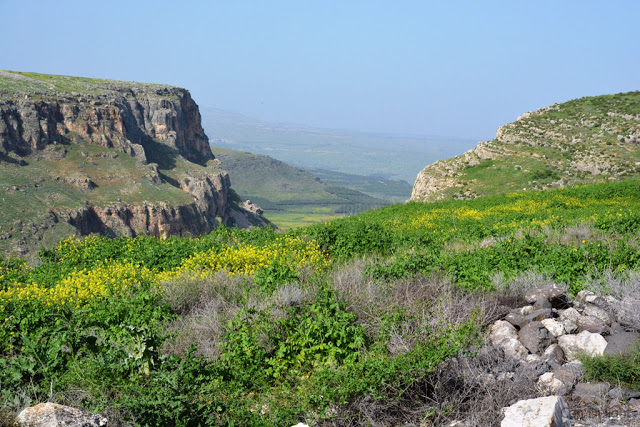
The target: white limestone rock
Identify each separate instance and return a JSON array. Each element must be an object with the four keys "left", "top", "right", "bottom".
[
  {"left": 537, "top": 372, "right": 569, "bottom": 396},
  {"left": 557, "top": 330, "right": 607, "bottom": 361},
  {"left": 501, "top": 396, "right": 572, "bottom": 427},
  {"left": 489, "top": 320, "right": 529, "bottom": 359},
  {"left": 17, "top": 402, "right": 107, "bottom": 427},
  {"left": 542, "top": 318, "right": 565, "bottom": 337}
]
